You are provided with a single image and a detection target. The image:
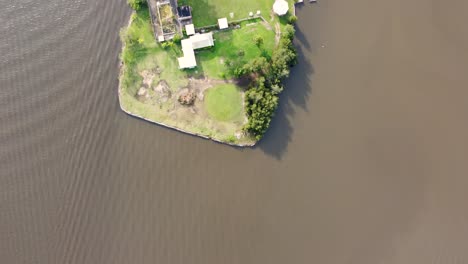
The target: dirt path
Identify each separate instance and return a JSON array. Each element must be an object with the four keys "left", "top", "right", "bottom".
[
  {"left": 261, "top": 20, "right": 273, "bottom": 31},
  {"left": 274, "top": 22, "right": 281, "bottom": 45}
]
